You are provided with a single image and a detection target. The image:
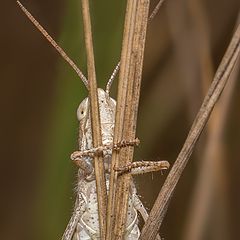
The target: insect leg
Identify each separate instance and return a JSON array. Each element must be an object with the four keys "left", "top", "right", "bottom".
[
  {"left": 71, "top": 138, "right": 140, "bottom": 159},
  {"left": 71, "top": 154, "right": 93, "bottom": 172},
  {"left": 115, "top": 160, "right": 170, "bottom": 175},
  {"left": 61, "top": 193, "right": 86, "bottom": 240},
  {"left": 133, "top": 194, "right": 161, "bottom": 240}
]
